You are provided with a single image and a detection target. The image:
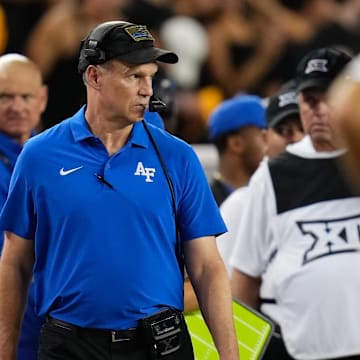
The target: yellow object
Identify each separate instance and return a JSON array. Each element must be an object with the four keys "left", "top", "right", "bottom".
[
  {"left": 198, "top": 85, "right": 224, "bottom": 124},
  {"left": 185, "top": 300, "right": 273, "bottom": 360},
  {"left": 0, "top": 5, "right": 8, "bottom": 54}
]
